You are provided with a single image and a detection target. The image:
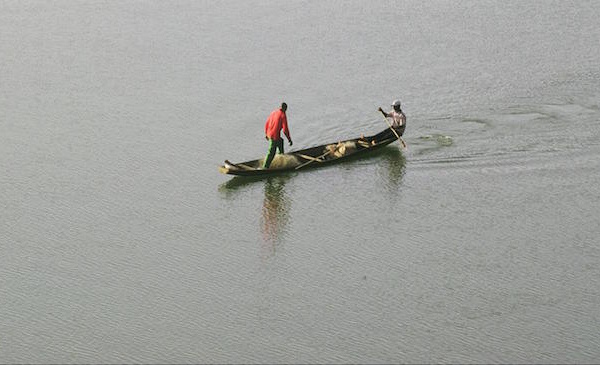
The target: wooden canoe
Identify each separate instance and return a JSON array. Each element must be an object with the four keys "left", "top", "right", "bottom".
[{"left": 218, "top": 128, "right": 401, "bottom": 176}]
